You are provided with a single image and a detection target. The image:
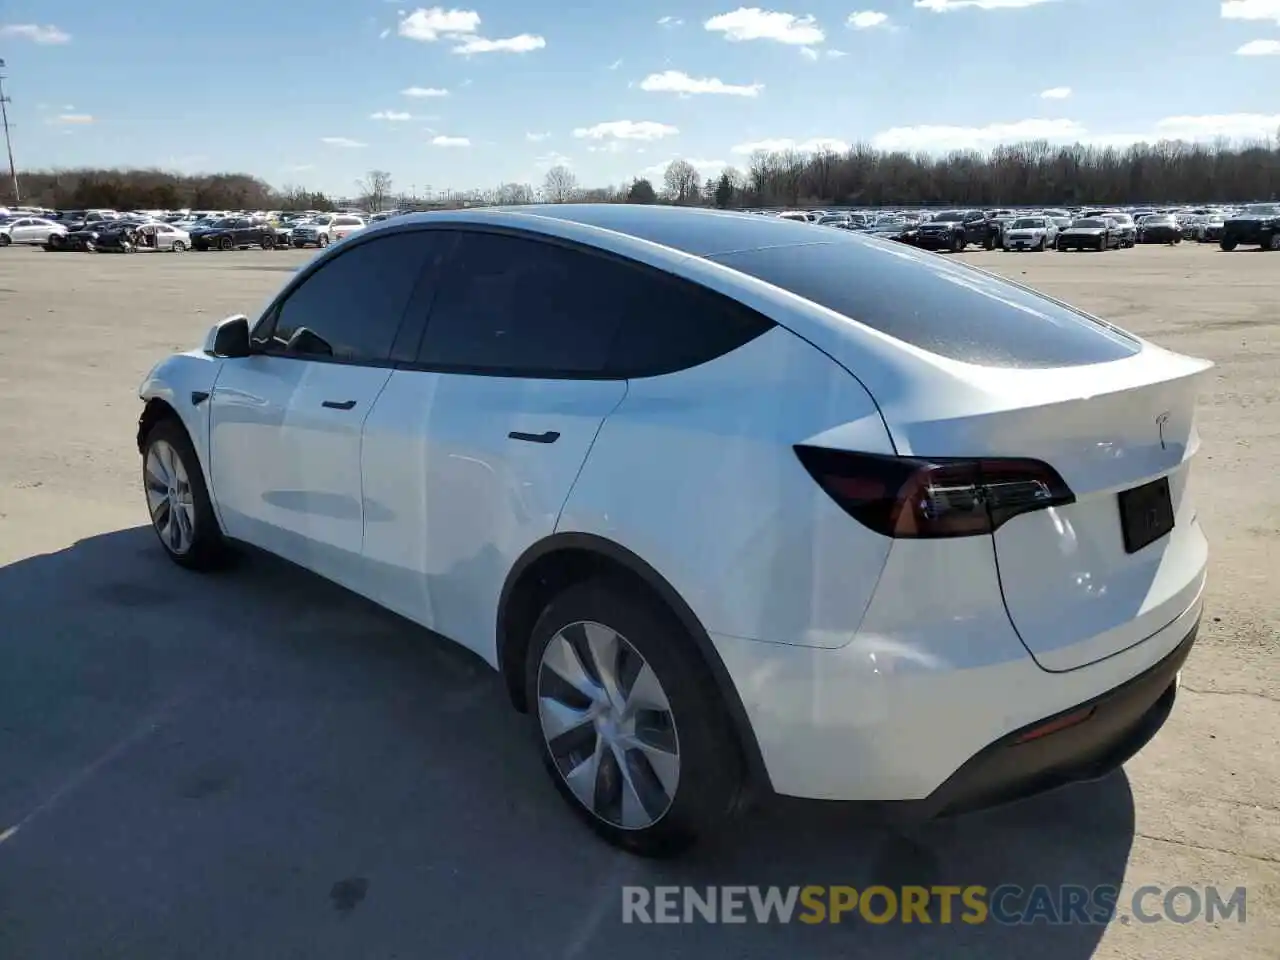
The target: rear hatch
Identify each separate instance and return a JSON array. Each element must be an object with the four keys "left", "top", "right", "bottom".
[
  {"left": 710, "top": 237, "right": 1212, "bottom": 672},
  {"left": 935, "top": 359, "right": 1209, "bottom": 671}
]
